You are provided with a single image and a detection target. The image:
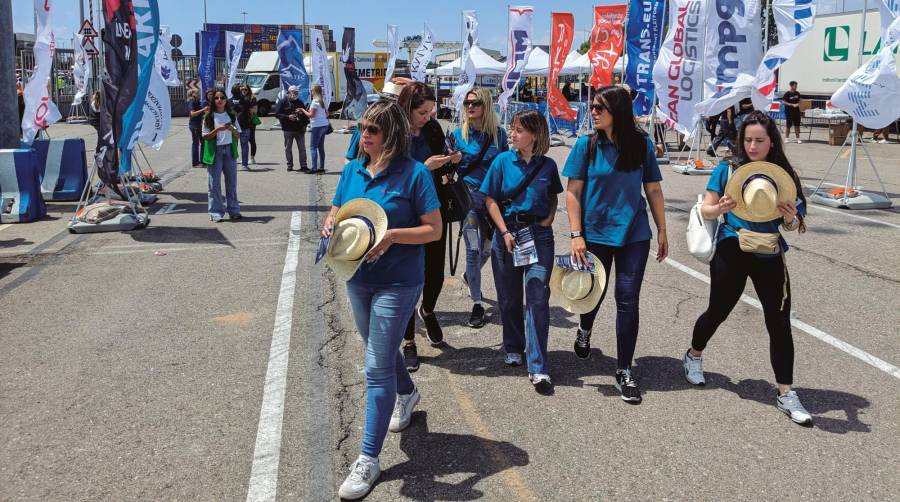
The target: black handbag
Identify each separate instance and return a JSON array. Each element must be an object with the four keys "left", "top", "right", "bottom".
[{"left": 438, "top": 134, "right": 493, "bottom": 223}]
